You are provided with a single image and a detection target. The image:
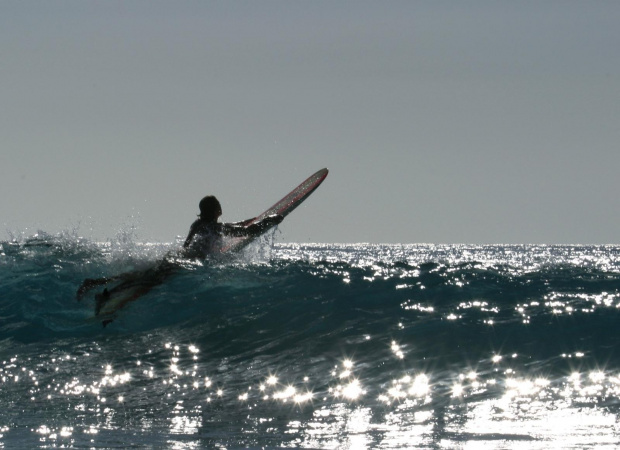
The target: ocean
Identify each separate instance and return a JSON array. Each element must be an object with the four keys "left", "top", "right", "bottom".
[{"left": 2, "top": 230, "right": 620, "bottom": 448}]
